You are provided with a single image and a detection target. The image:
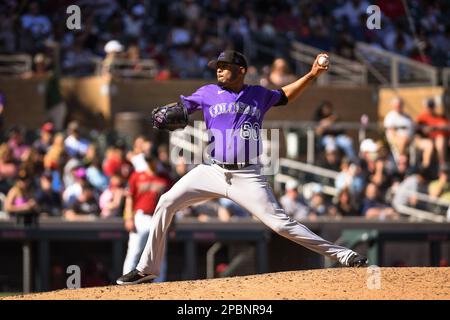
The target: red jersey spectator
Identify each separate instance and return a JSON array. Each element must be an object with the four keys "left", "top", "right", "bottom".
[
  {"left": 33, "top": 122, "right": 55, "bottom": 155},
  {"left": 122, "top": 156, "right": 171, "bottom": 280},
  {"left": 127, "top": 165, "right": 171, "bottom": 215},
  {"left": 102, "top": 146, "right": 131, "bottom": 178},
  {"left": 416, "top": 98, "right": 450, "bottom": 166}
]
